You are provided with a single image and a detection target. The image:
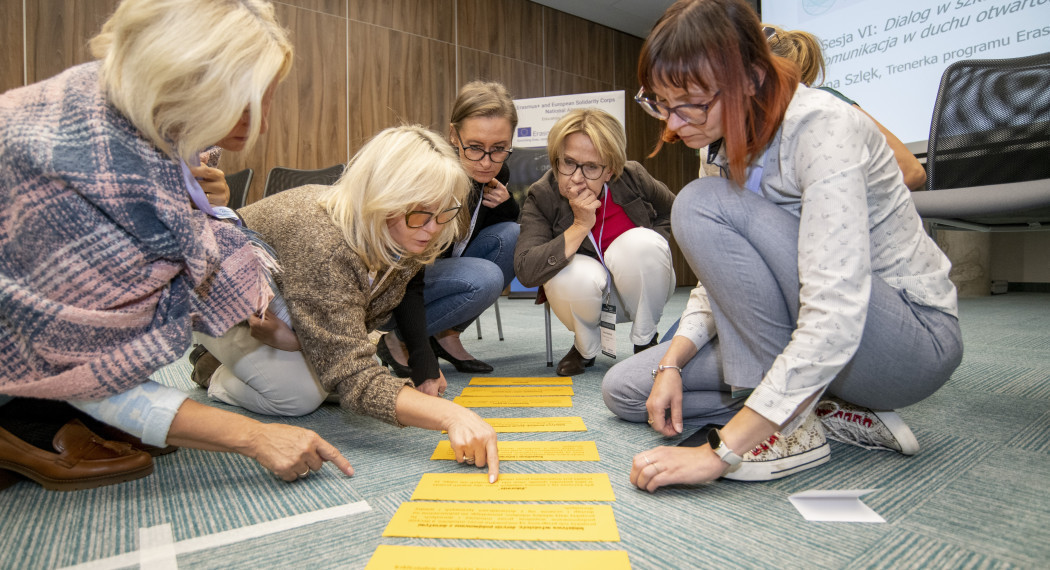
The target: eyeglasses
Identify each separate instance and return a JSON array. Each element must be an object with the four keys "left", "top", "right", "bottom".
[
  {"left": 405, "top": 205, "right": 461, "bottom": 228},
  {"left": 556, "top": 157, "right": 606, "bottom": 180},
  {"left": 453, "top": 127, "right": 513, "bottom": 163},
  {"left": 634, "top": 87, "right": 721, "bottom": 126},
  {"left": 762, "top": 26, "right": 780, "bottom": 47}
]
